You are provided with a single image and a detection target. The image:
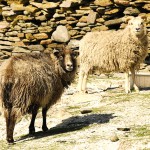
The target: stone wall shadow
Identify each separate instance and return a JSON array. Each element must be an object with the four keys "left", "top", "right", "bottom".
[{"left": 17, "top": 113, "right": 116, "bottom": 143}]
